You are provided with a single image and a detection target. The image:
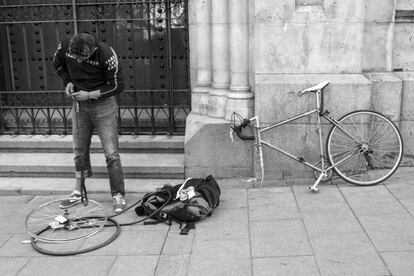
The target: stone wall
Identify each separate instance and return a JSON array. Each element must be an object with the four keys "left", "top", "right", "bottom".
[
  {"left": 253, "top": 0, "right": 365, "bottom": 74},
  {"left": 363, "top": 0, "right": 395, "bottom": 71}
]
